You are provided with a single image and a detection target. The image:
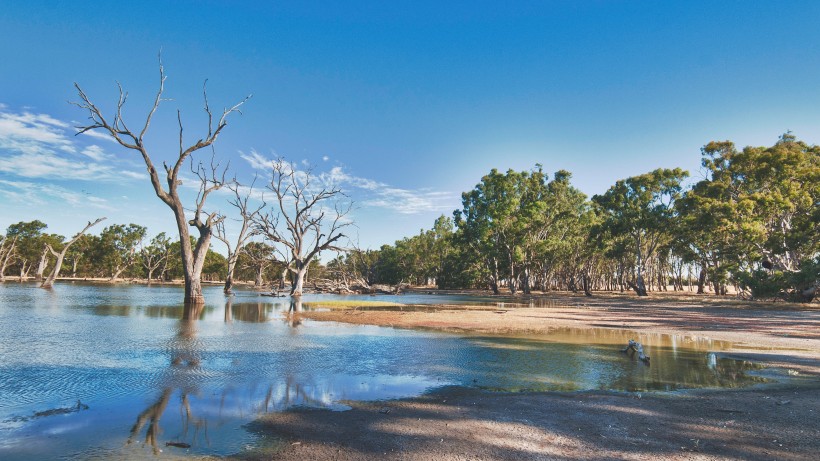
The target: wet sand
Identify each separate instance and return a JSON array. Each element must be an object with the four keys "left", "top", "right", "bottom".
[{"left": 238, "top": 291, "right": 820, "bottom": 460}]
